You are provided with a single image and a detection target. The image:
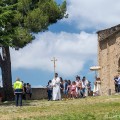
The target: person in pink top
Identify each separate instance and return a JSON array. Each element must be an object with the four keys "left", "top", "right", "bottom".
[{"left": 71, "top": 81, "right": 76, "bottom": 99}]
